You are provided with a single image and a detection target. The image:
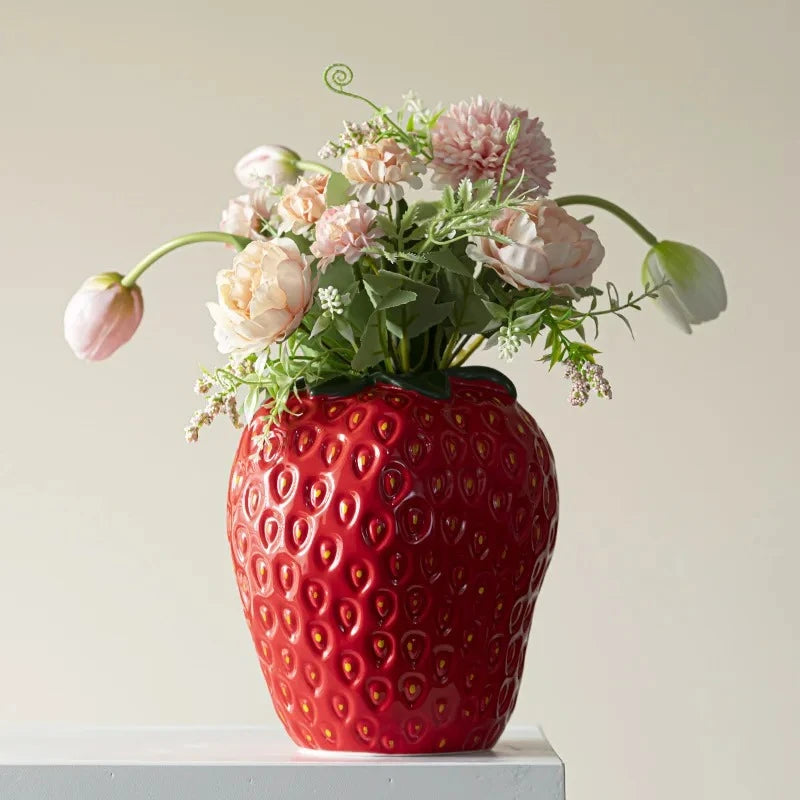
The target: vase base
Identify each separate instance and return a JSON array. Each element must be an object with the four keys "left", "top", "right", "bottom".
[{"left": 295, "top": 743, "right": 495, "bottom": 758}]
